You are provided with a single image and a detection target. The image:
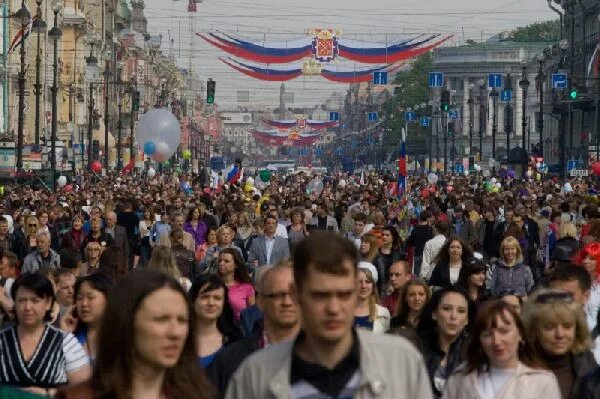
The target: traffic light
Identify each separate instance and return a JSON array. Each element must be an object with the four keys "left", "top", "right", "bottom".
[
  {"left": 441, "top": 90, "right": 450, "bottom": 112},
  {"left": 569, "top": 88, "right": 578, "bottom": 100},
  {"left": 448, "top": 121, "right": 455, "bottom": 135},
  {"left": 207, "top": 79, "right": 216, "bottom": 104},
  {"left": 132, "top": 91, "right": 140, "bottom": 112},
  {"left": 504, "top": 105, "right": 514, "bottom": 133}
]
